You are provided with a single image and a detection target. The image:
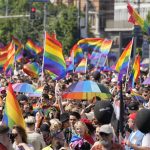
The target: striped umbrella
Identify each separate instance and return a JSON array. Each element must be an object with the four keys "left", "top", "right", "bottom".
[
  {"left": 62, "top": 80, "right": 111, "bottom": 100},
  {"left": 12, "top": 83, "right": 36, "bottom": 93}
]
